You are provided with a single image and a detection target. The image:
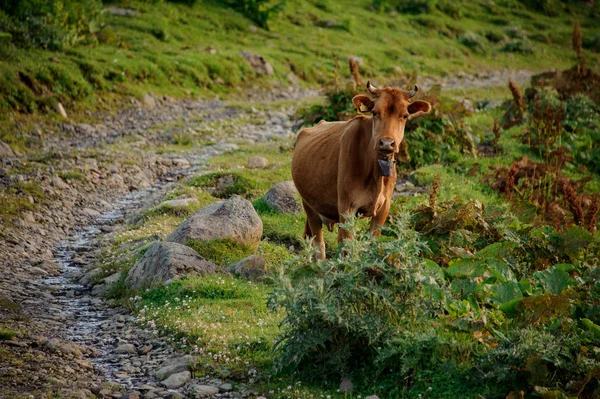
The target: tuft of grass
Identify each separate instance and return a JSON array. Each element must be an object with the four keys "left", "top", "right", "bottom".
[
  {"left": 186, "top": 238, "right": 254, "bottom": 266},
  {"left": 0, "top": 329, "right": 16, "bottom": 341},
  {"left": 59, "top": 171, "right": 85, "bottom": 180},
  {"left": 188, "top": 172, "right": 259, "bottom": 199}
]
